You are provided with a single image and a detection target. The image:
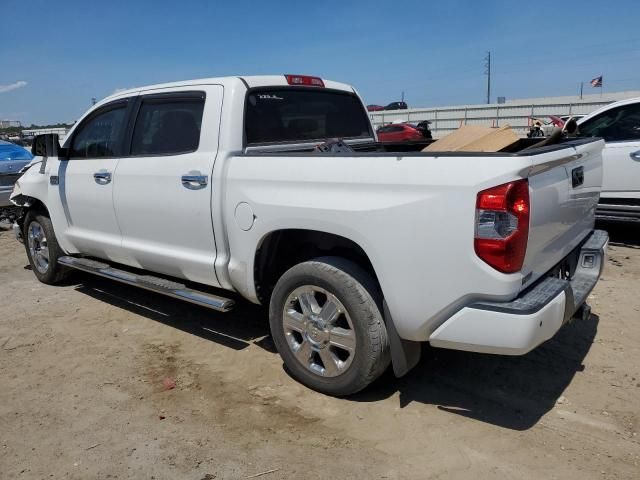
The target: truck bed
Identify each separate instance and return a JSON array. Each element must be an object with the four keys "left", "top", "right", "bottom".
[{"left": 229, "top": 137, "right": 603, "bottom": 340}]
